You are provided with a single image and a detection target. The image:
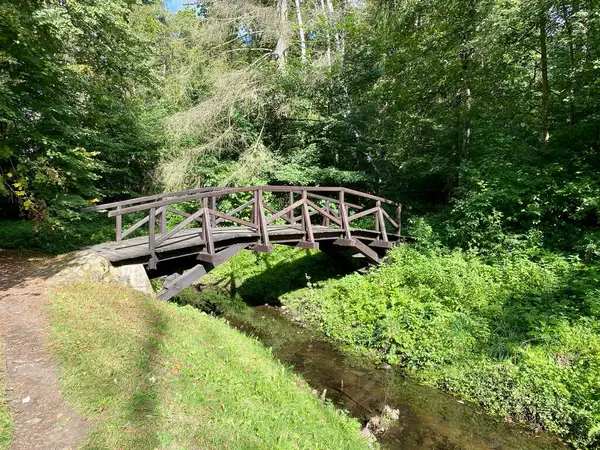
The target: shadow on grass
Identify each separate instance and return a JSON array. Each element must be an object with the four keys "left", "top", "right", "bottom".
[
  {"left": 204, "top": 249, "right": 355, "bottom": 306},
  {"left": 120, "top": 299, "right": 169, "bottom": 449}
]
